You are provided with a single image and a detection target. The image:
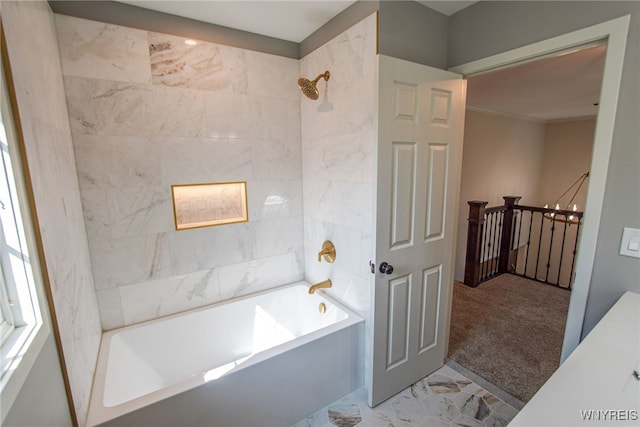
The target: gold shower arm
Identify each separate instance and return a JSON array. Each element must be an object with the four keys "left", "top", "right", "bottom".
[{"left": 312, "top": 71, "right": 330, "bottom": 84}]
